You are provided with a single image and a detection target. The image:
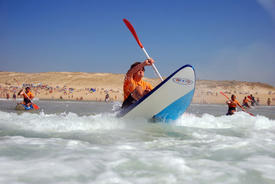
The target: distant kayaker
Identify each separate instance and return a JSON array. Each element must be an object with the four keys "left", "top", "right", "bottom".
[
  {"left": 242, "top": 96, "right": 251, "bottom": 108},
  {"left": 248, "top": 94, "right": 256, "bottom": 106},
  {"left": 18, "top": 87, "right": 34, "bottom": 107},
  {"left": 226, "top": 94, "right": 245, "bottom": 115},
  {"left": 122, "top": 58, "right": 154, "bottom": 109}
]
